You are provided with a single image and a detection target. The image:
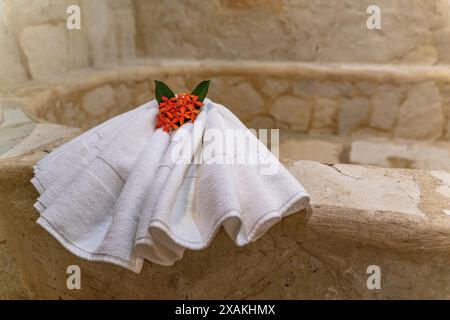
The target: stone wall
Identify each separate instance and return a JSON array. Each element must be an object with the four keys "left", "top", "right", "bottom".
[
  {"left": 135, "top": 0, "right": 450, "bottom": 65},
  {"left": 2, "top": 0, "right": 450, "bottom": 91},
  {"left": 2, "top": 60, "right": 450, "bottom": 173},
  {"left": 0, "top": 0, "right": 138, "bottom": 90},
  {"left": 6, "top": 60, "right": 450, "bottom": 141}
]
